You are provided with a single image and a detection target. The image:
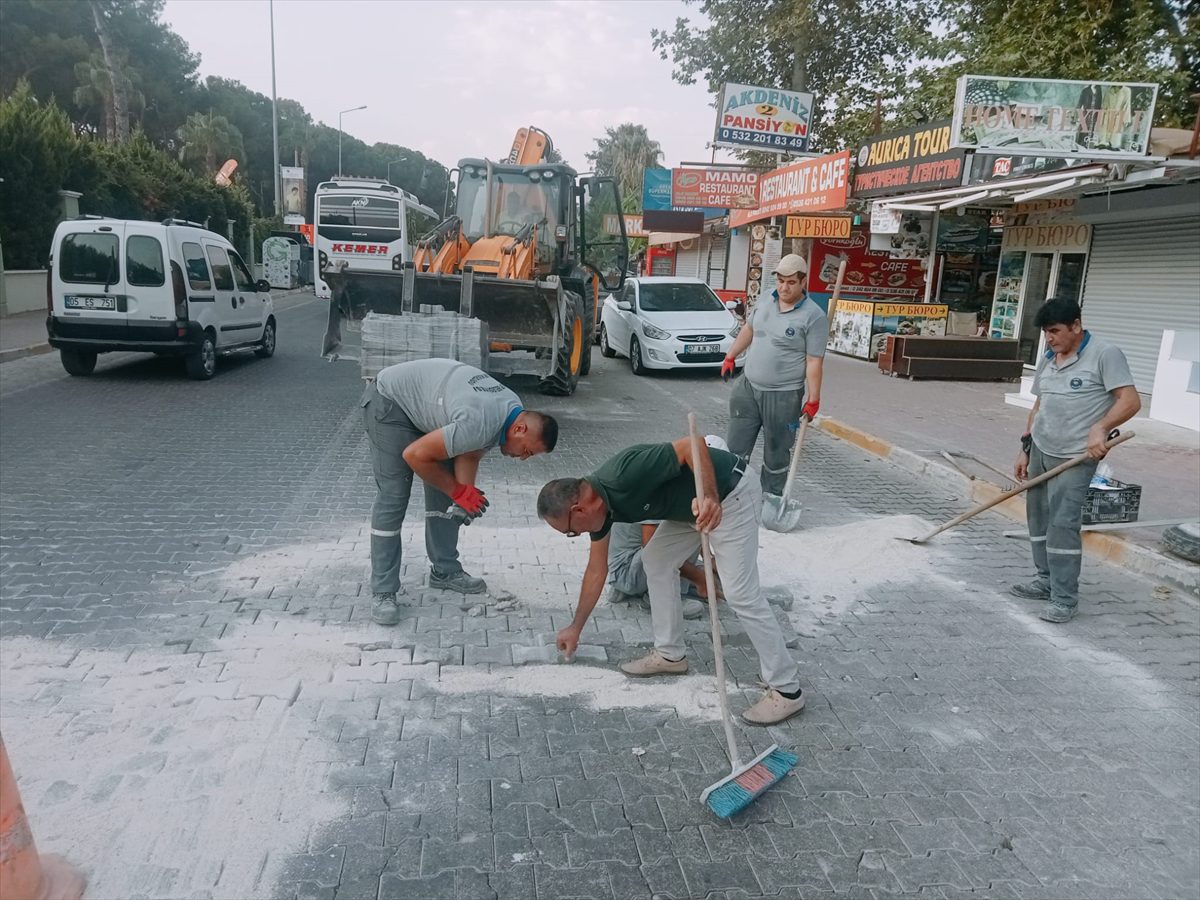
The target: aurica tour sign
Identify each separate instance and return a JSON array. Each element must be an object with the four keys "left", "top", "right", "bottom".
[{"left": 714, "top": 82, "right": 814, "bottom": 153}]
